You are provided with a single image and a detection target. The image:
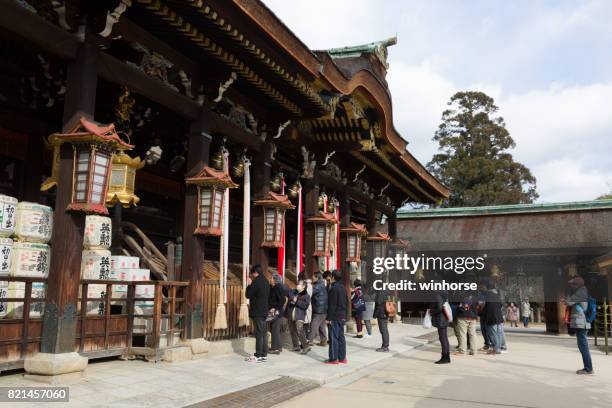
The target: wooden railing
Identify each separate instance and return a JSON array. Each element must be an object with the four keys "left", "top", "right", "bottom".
[
  {"left": 0, "top": 278, "right": 188, "bottom": 371},
  {"left": 0, "top": 276, "right": 47, "bottom": 371},
  {"left": 202, "top": 280, "right": 250, "bottom": 341},
  {"left": 78, "top": 280, "right": 187, "bottom": 361}
]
